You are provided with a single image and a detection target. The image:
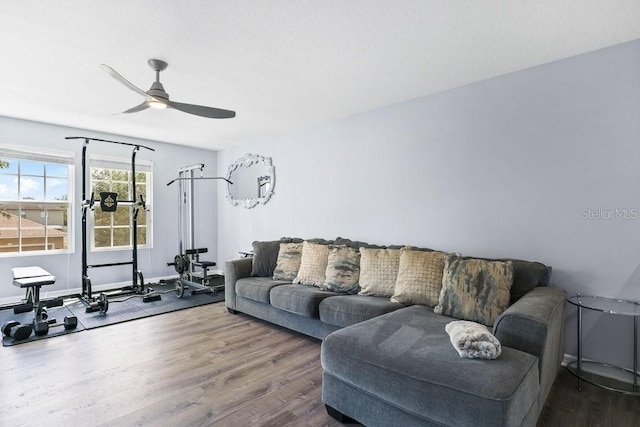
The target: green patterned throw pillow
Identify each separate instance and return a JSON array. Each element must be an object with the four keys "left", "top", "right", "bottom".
[
  {"left": 434, "top": 254, "right": 515, "bottom": 326},
  {"left": 272, "top": 242, "right": 303, "bottom": 281},
  {"left": 321, "top": 245, "right": 361, "bottom": 294}
]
